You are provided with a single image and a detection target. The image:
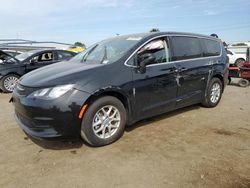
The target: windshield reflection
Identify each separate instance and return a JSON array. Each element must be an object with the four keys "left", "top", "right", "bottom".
[{"left": 70, "top": 36, "right": 143, "bottom": 64}]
